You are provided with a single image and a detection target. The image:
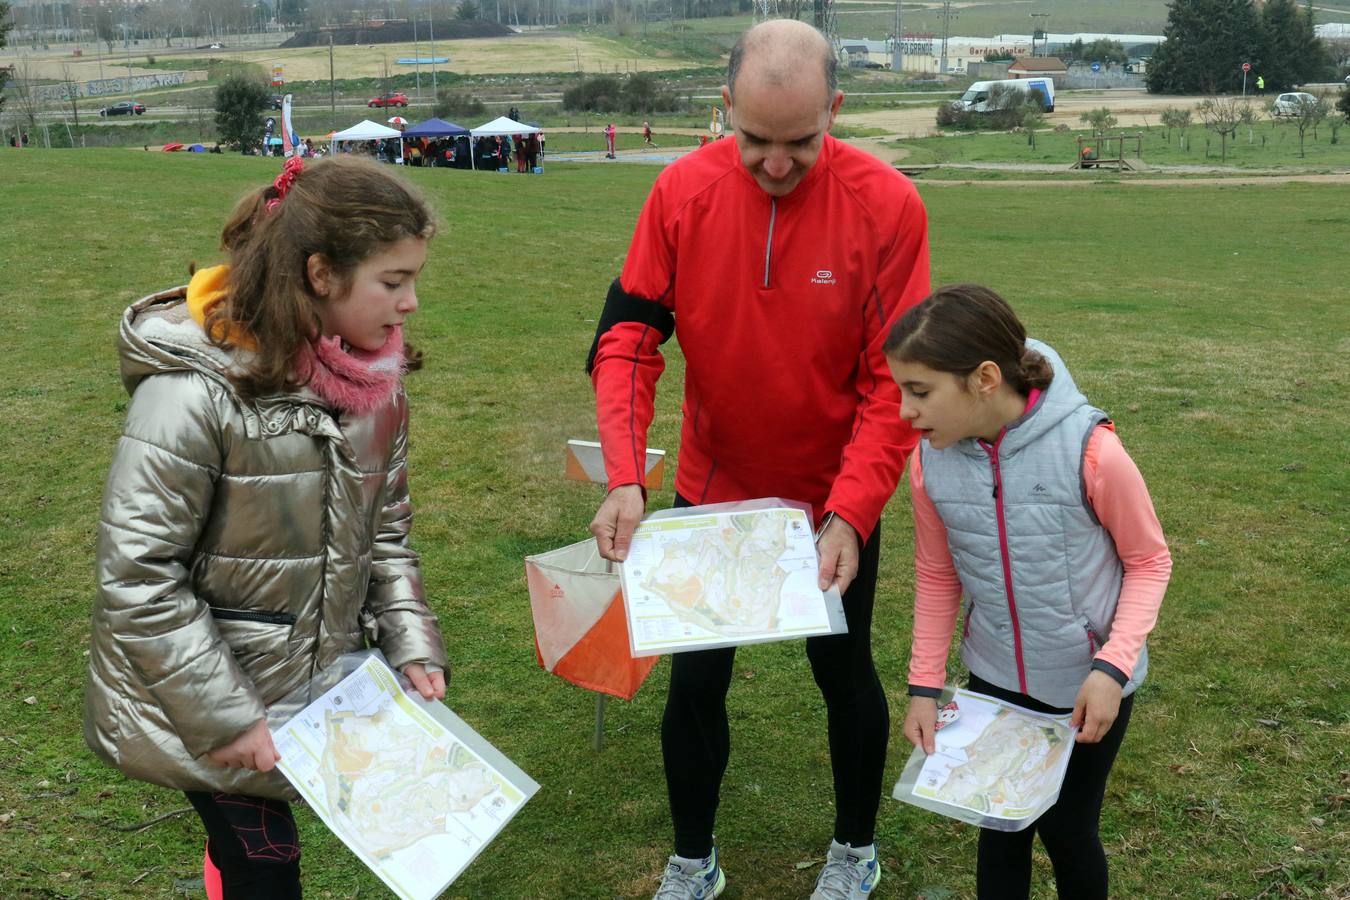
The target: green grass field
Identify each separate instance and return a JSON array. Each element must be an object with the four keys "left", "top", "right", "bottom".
[{"left": 0, "top": 148, "right": 1346, "bottom": 899}]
